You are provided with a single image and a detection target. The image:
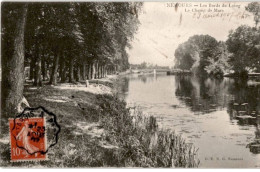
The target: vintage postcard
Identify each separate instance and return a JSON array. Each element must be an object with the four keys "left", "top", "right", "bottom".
[{"left": 0, "top": 0, "right": 260, "bottom": 168}]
